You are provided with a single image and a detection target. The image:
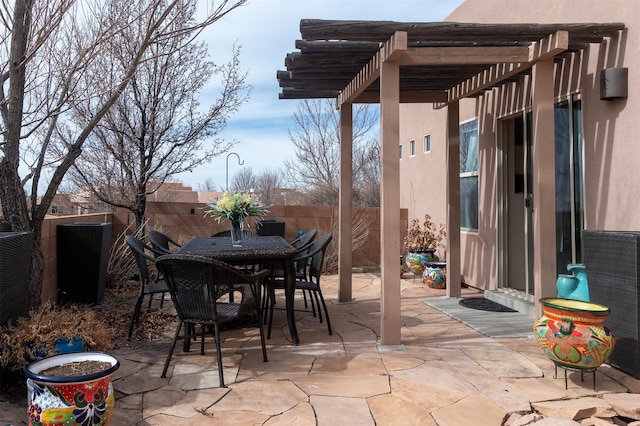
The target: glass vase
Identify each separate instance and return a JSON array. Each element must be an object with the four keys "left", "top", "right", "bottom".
[{"left": 230, "top": 219, "right": 243, "bottom": 246}]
